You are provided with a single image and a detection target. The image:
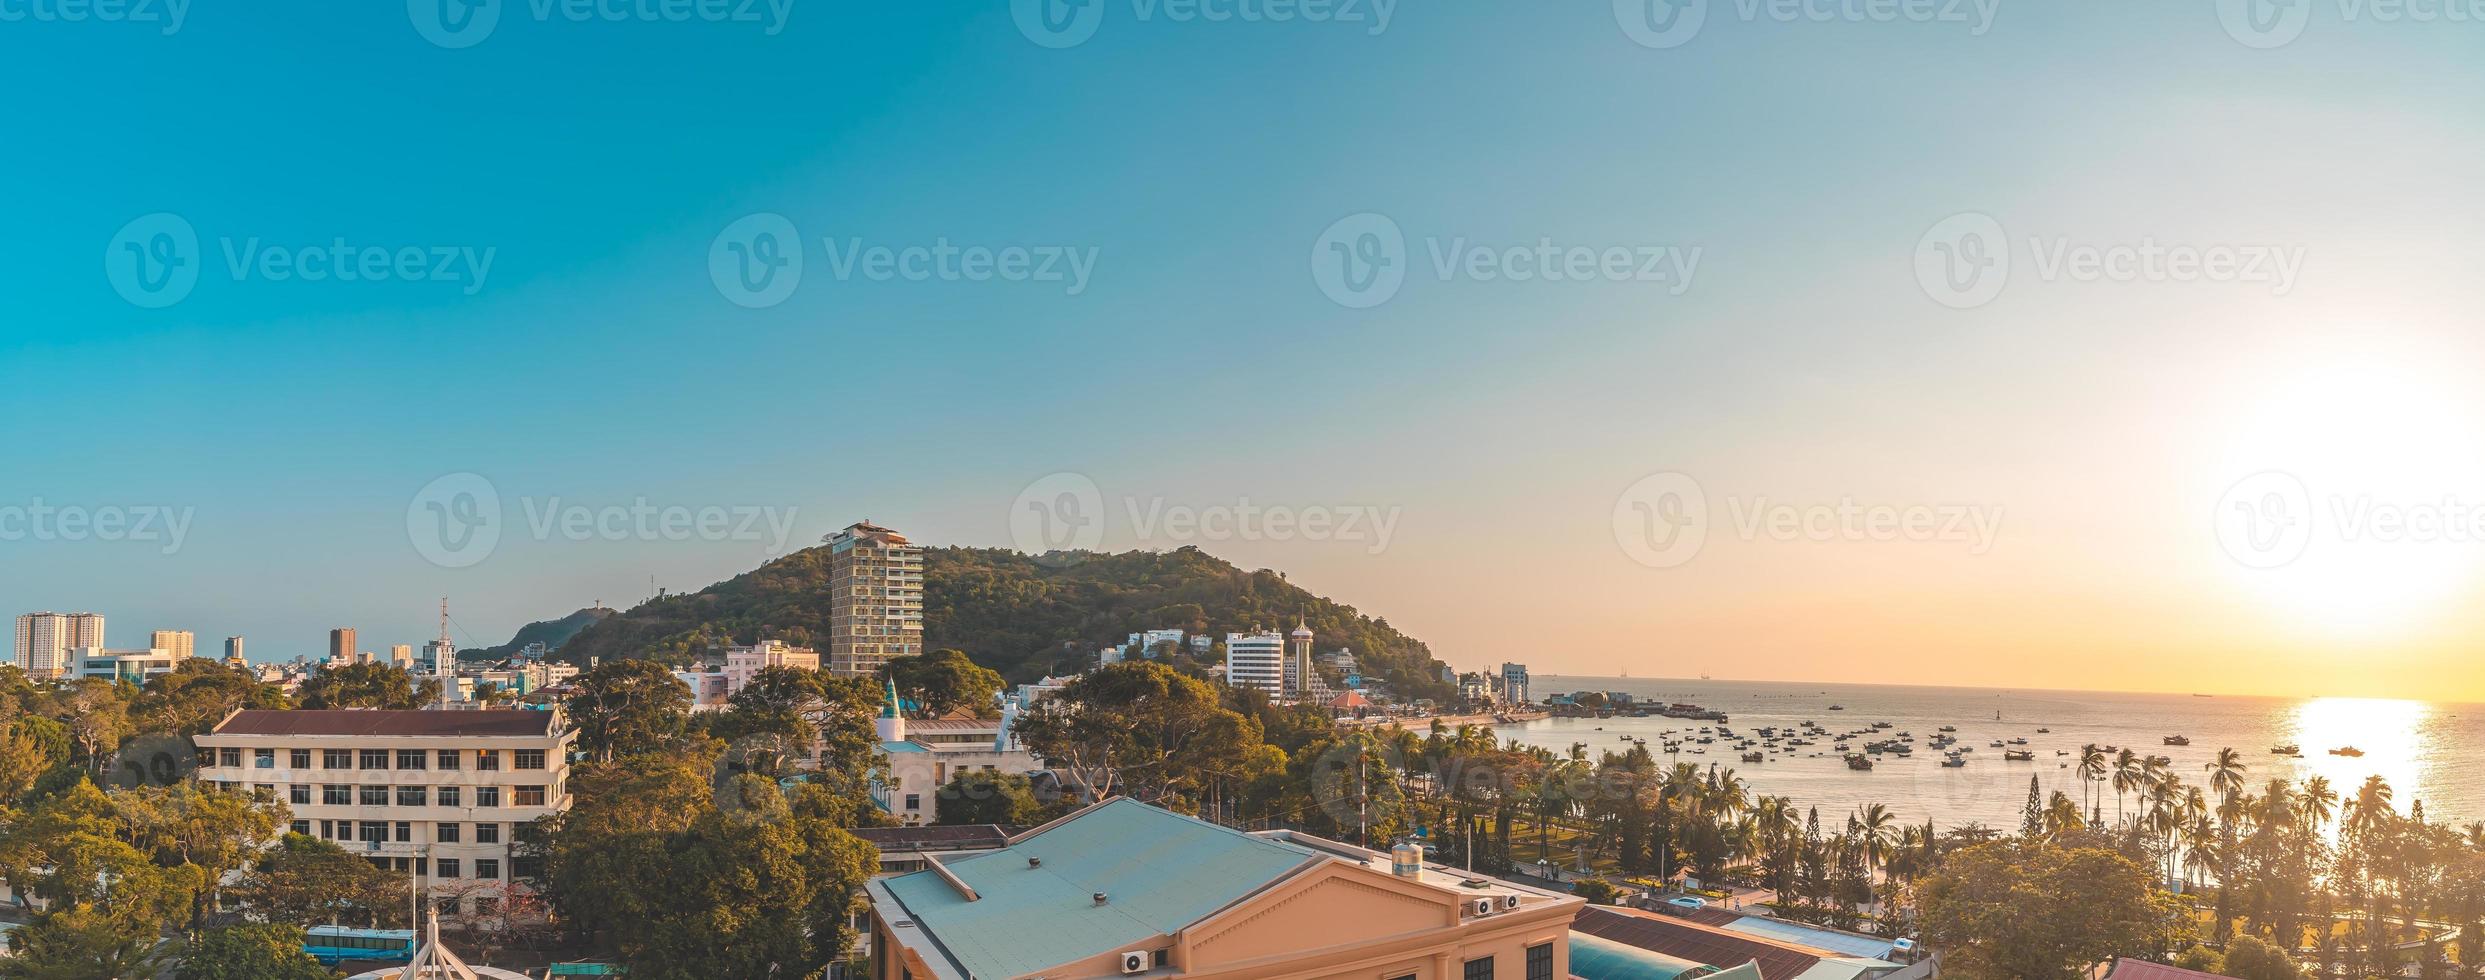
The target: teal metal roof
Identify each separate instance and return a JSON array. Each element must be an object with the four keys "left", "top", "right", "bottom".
[
  {"left": 1568, "top": 931, "right": 1720, "bottom": 980},
  {"left": 882, "top": 740, "right": 930, "bottom": 754},
  {"left": 881, "top": 799, "right": 1319, "bottom": 979}
]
